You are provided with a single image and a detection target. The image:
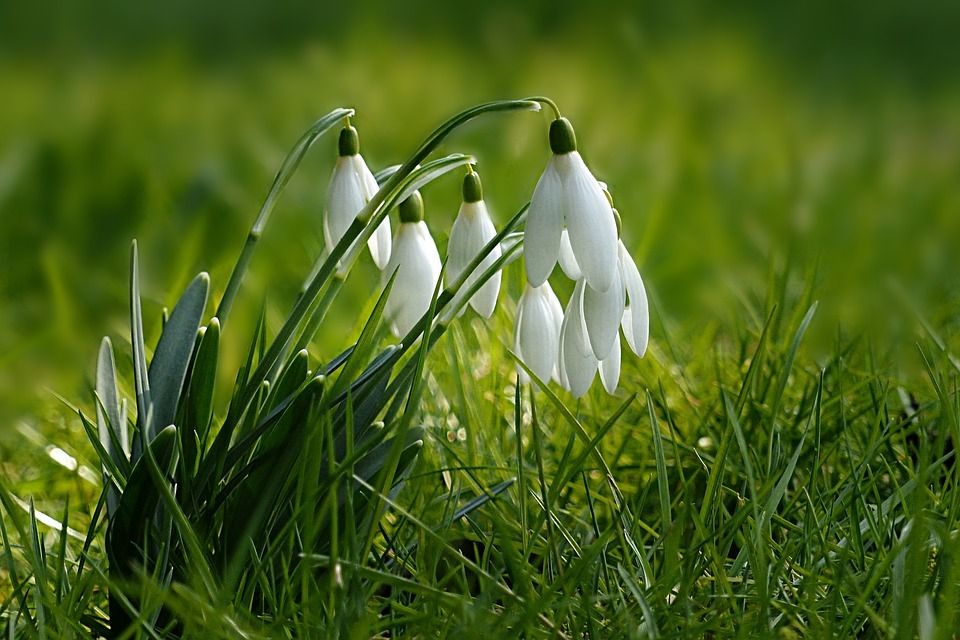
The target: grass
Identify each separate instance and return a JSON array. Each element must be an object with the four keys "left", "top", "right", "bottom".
[
  {"left": 4, "top": 250, "right": 960, "bottom": 637},
  {"left": 2, "top": 8, "right": 960, "bottom": 638}
]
